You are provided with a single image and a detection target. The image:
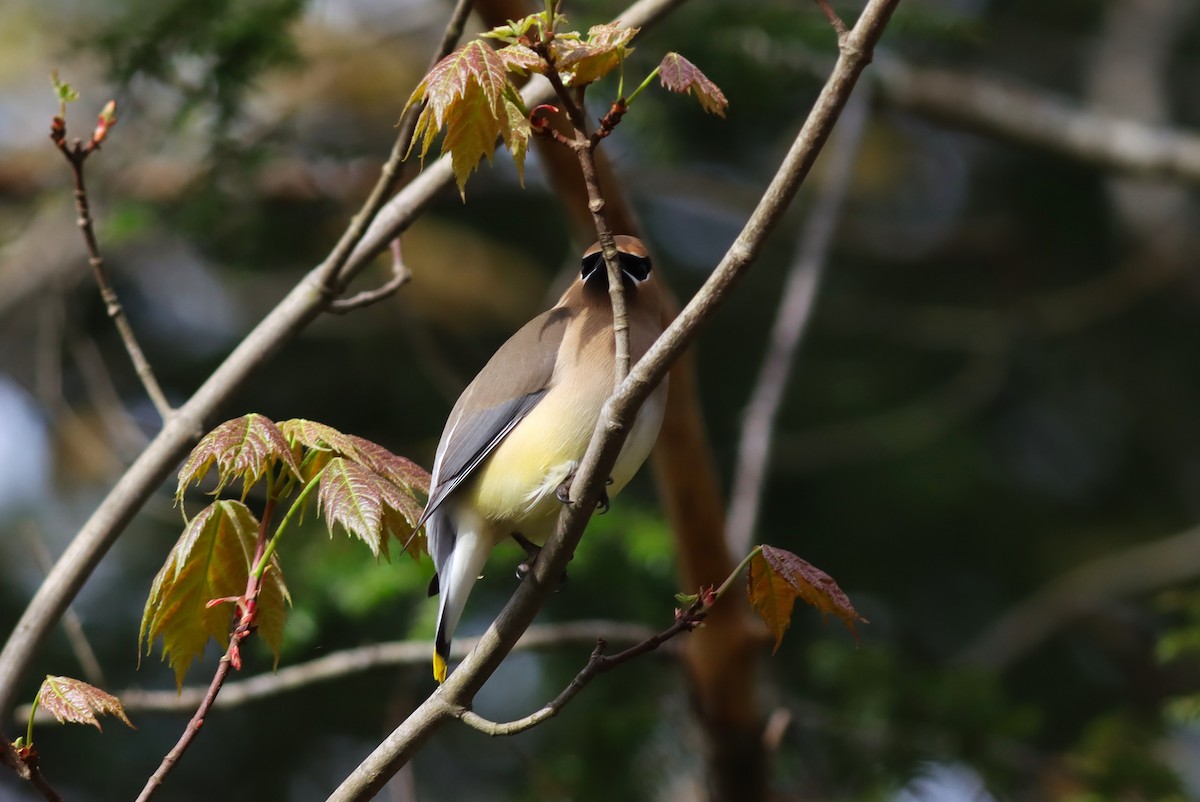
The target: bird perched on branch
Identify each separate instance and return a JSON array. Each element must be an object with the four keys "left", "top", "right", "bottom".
[{"left": 416, "top": 235, "right": 668, "bottom": 683}]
